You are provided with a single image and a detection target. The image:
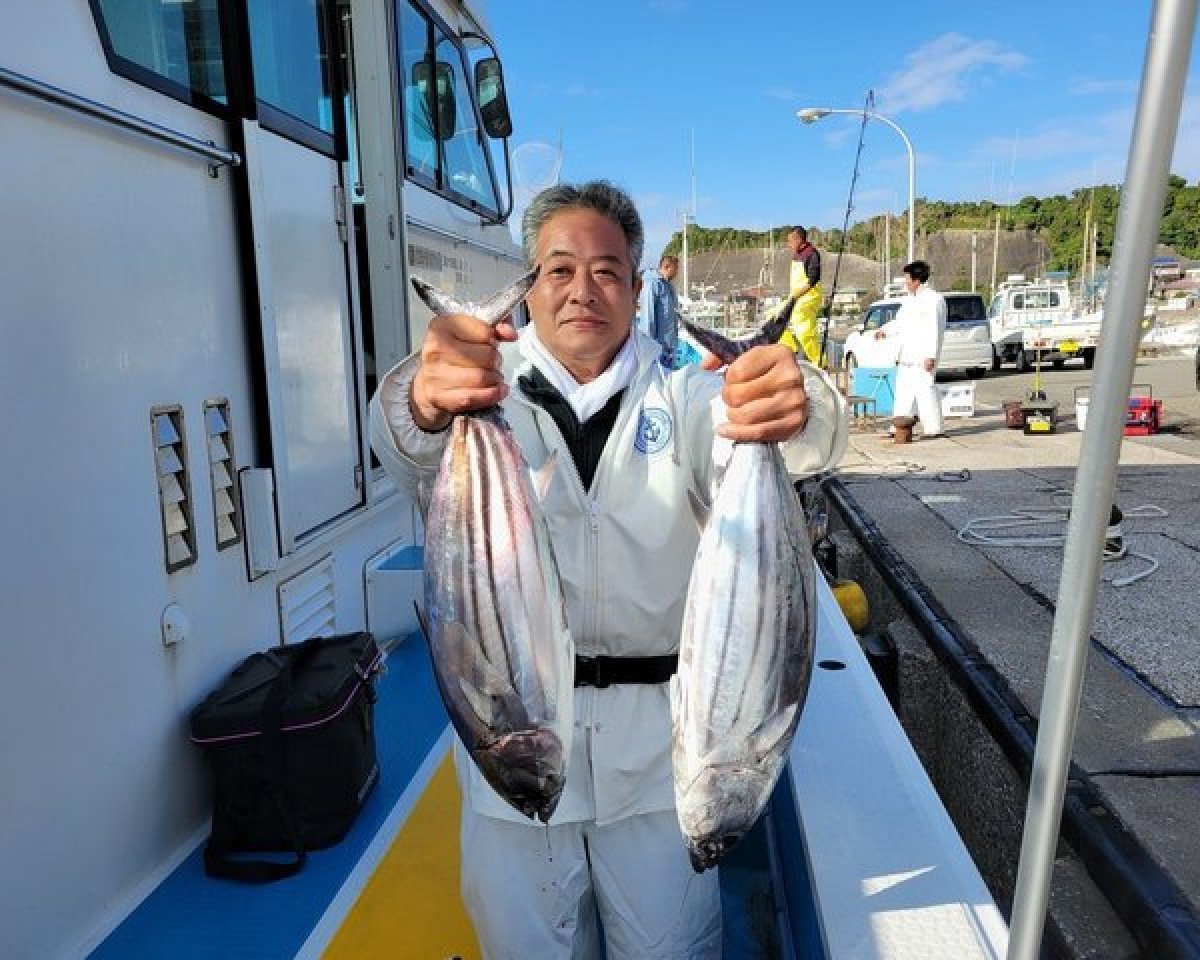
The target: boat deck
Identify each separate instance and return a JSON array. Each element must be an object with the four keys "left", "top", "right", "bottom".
[{"left": 92, "top": 578, "right": 1008, "bottom": 959}]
